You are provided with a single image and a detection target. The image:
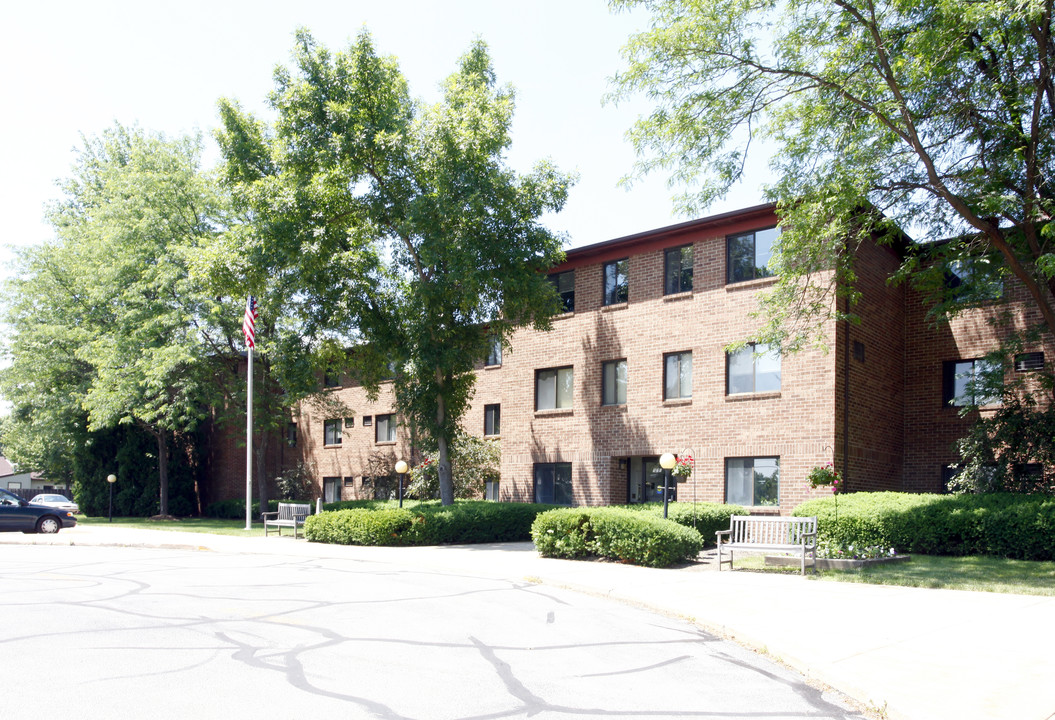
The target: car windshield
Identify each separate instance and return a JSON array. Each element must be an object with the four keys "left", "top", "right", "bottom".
[{"left": 1, "top": 489, "right": 21, "bottom": 504}]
